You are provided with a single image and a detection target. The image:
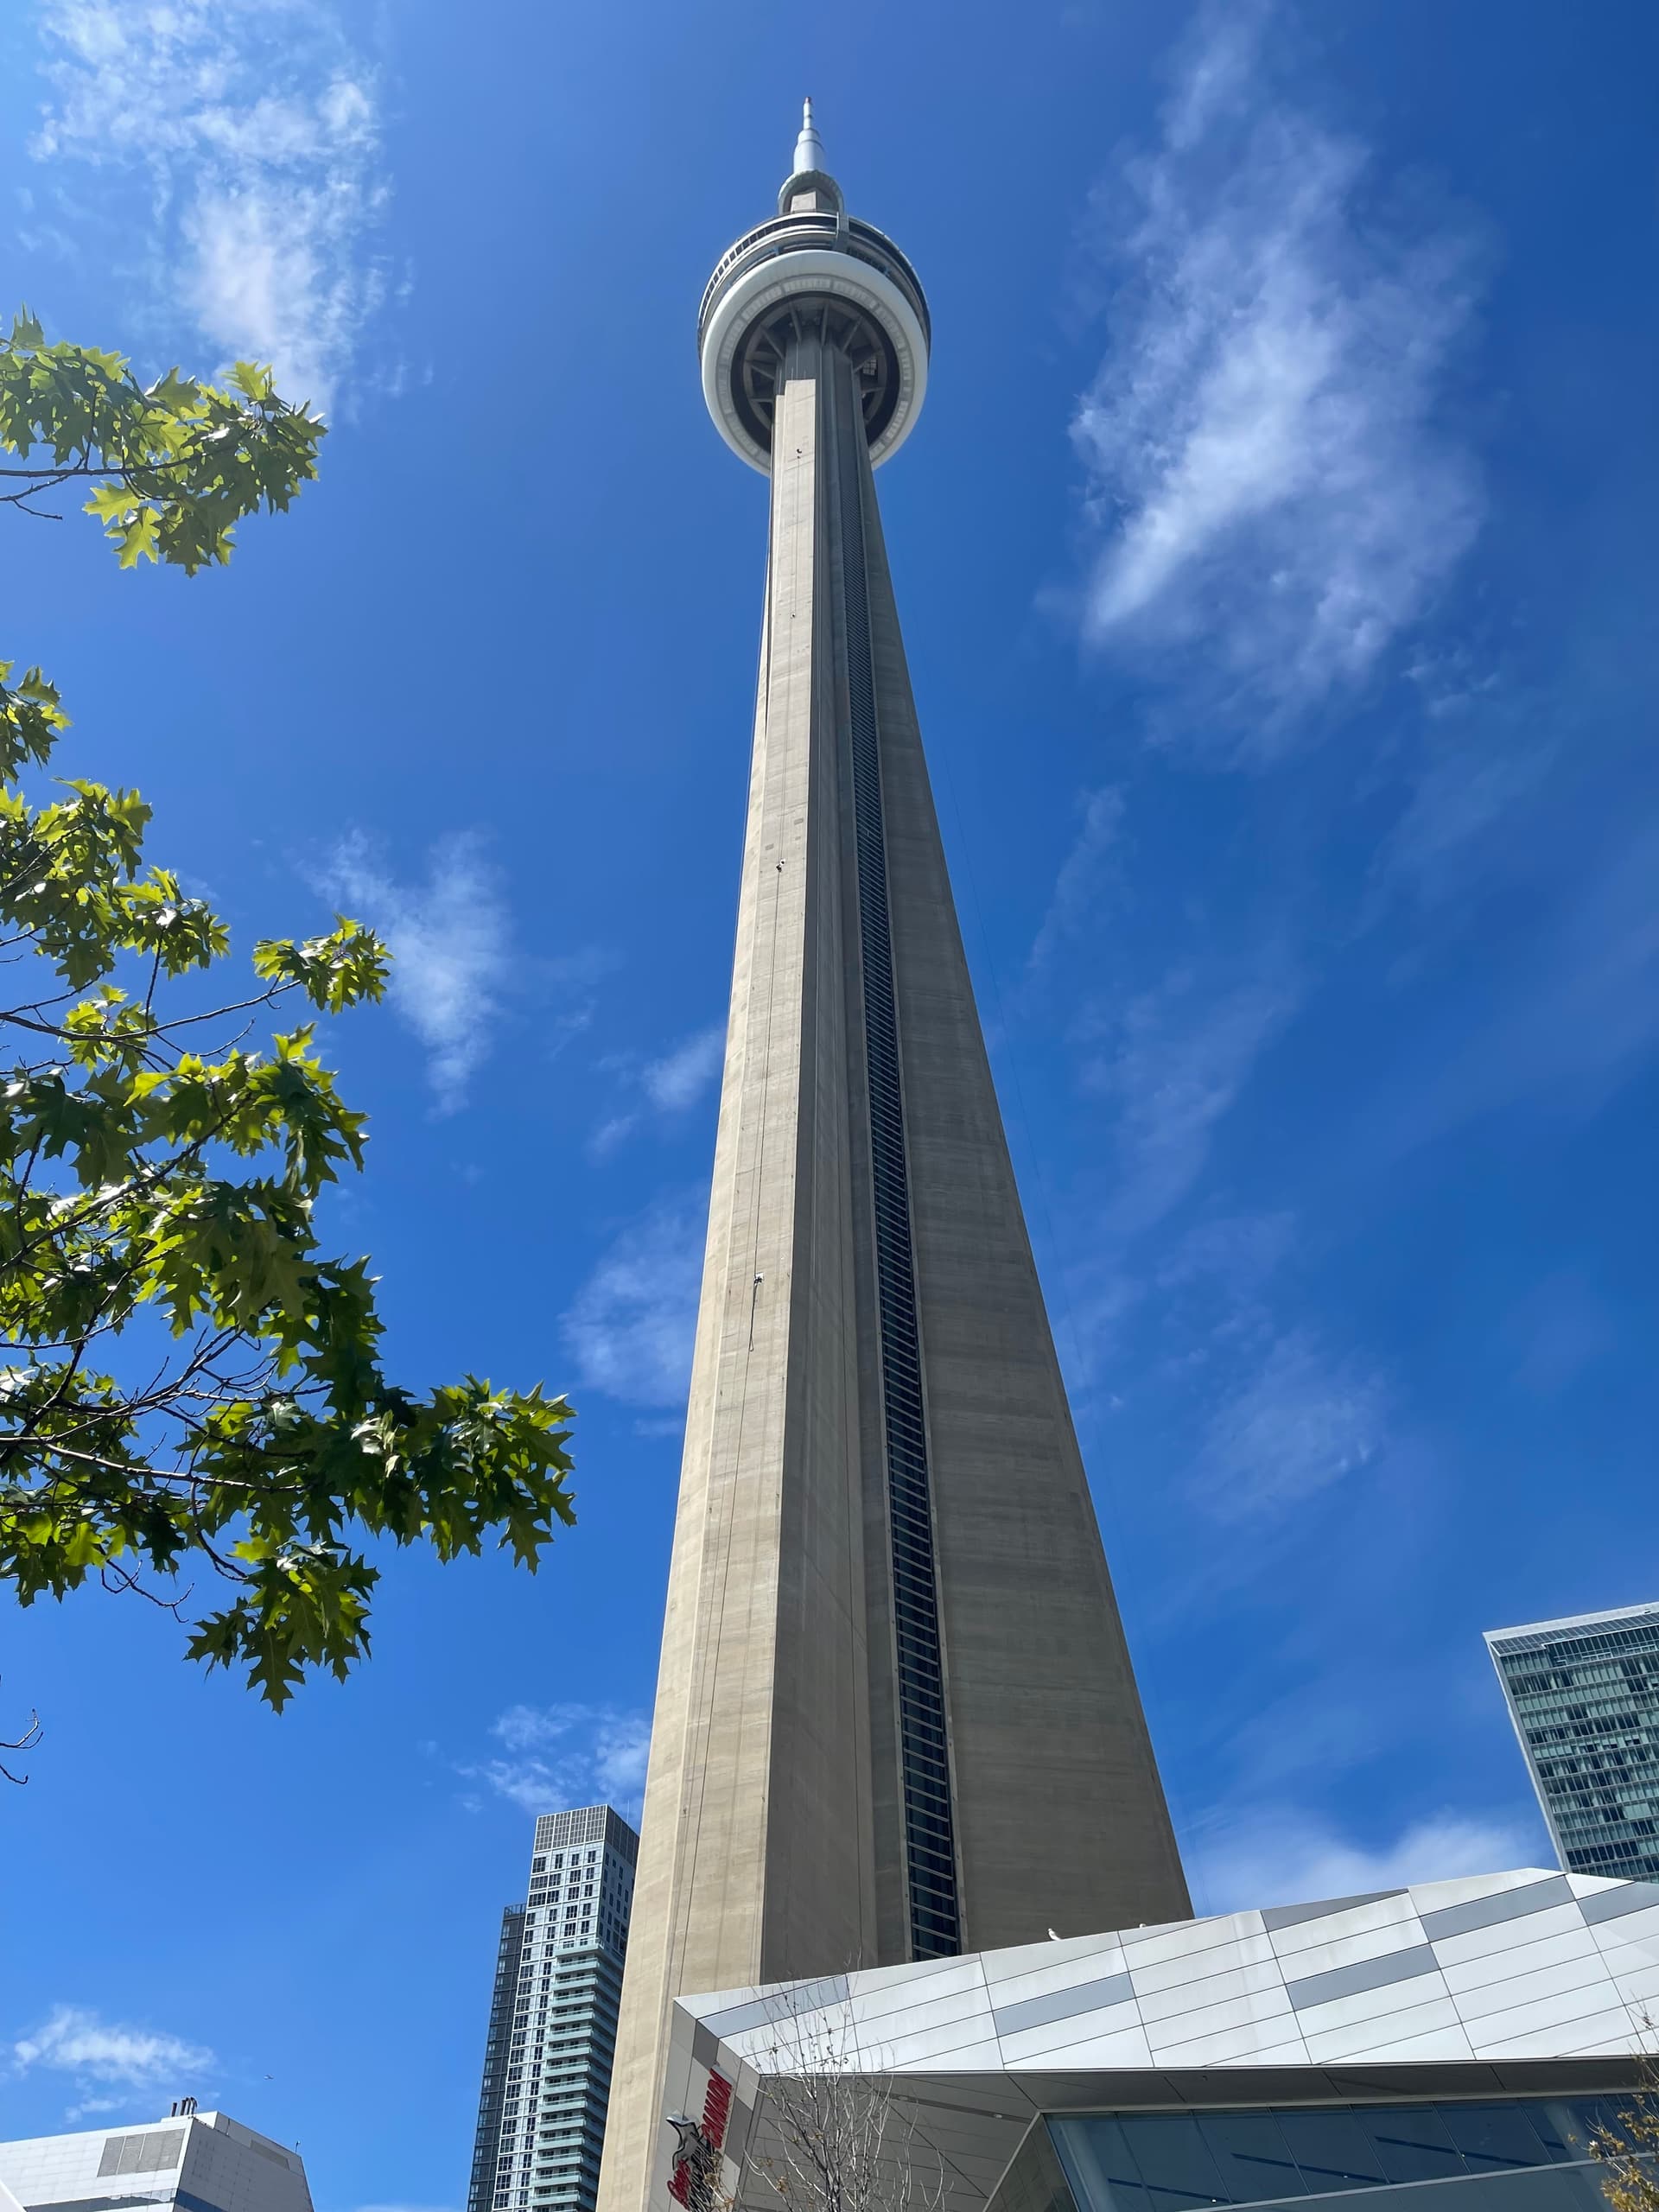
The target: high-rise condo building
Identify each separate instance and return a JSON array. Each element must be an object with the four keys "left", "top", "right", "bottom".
[
  {"left": 598, "top": 105, "right": 1189, "bottom": 2212},
  {"left": 468, "top": 1805, "right": 639, "bottom": 2212},
  {"left": 1487, "top": 1599, "right": 1659, "bottom": 1881},
  {"left": 0, "top": 2108, "right": 310, "bottom": 2212}
]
